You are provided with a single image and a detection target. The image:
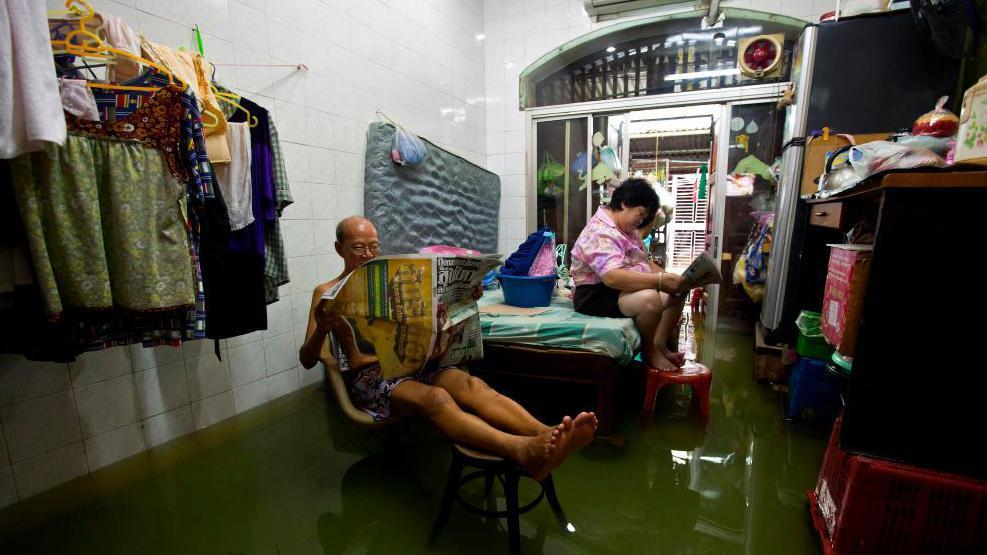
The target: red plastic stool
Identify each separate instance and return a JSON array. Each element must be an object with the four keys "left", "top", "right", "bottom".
[{"left": 640, "top": 362, "right": 712, "bottom": 424}]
